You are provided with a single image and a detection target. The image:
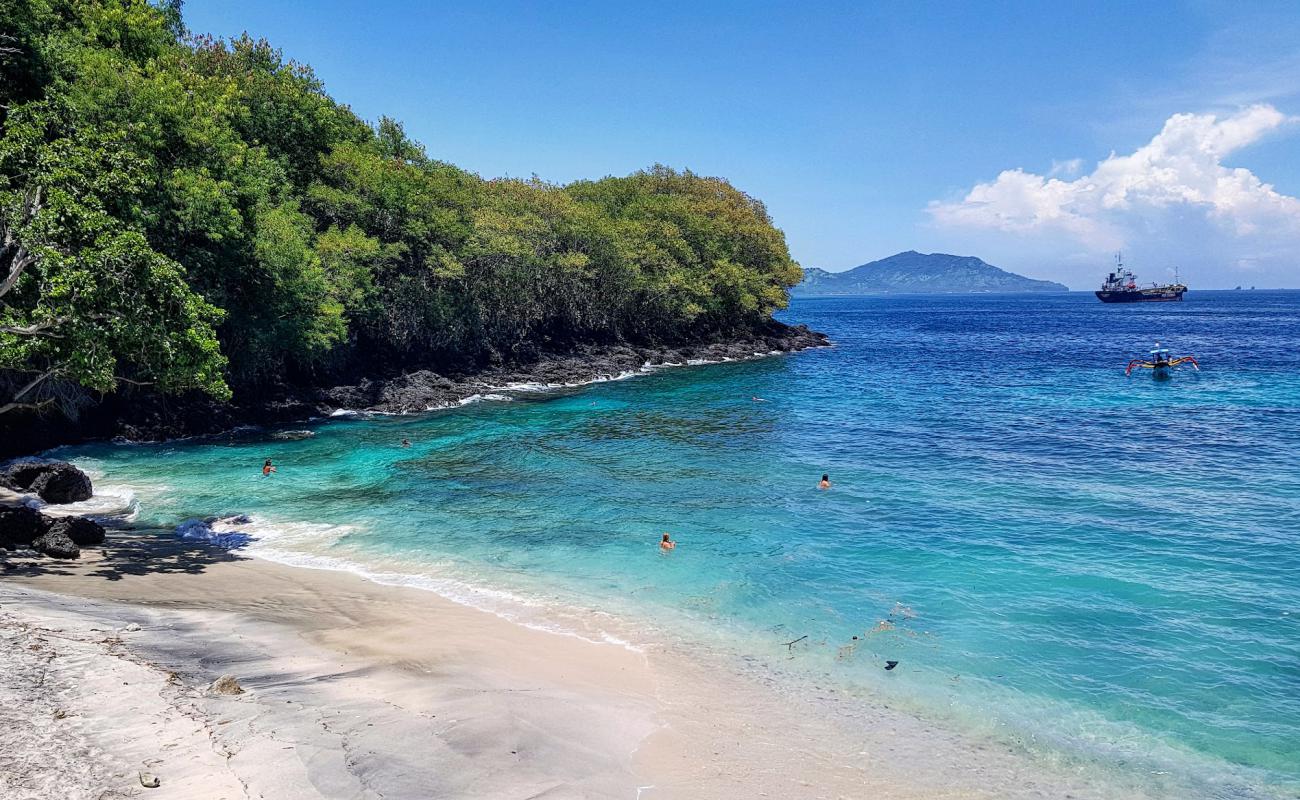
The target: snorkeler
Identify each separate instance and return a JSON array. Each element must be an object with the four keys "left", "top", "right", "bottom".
[
  {"left": 401, "top": 438, "right": 411, "bottom": 447},
  {"left": 262, "top": 459, "right": 277, "bottom": 477},
  {"left": 660, "top": 532, "right": 676, "bottom": 551},
  {"left": 818, "top": 474, "right": 831, "bottom": 490}
]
